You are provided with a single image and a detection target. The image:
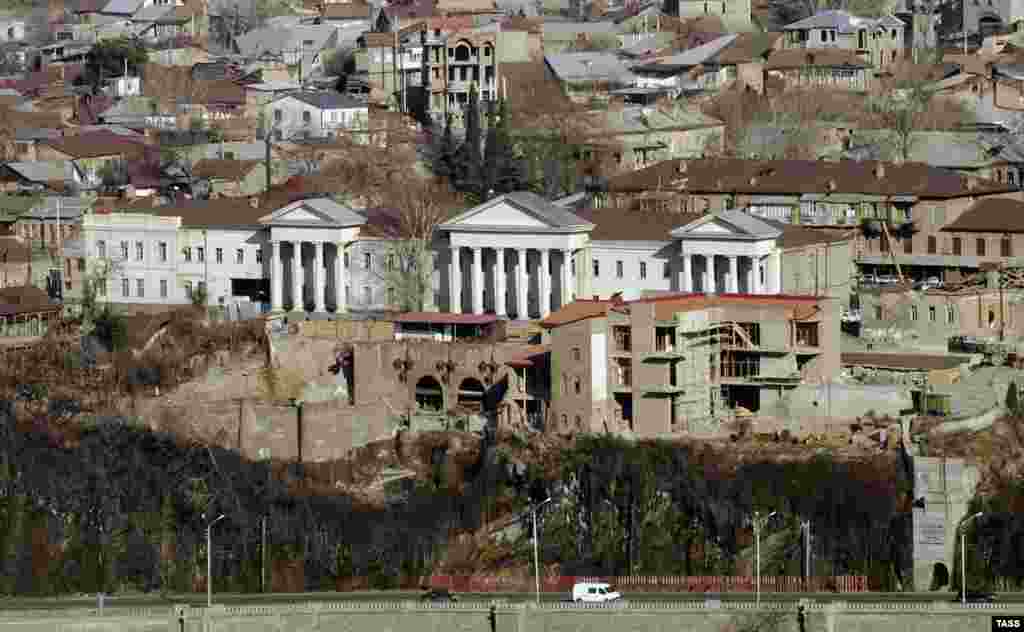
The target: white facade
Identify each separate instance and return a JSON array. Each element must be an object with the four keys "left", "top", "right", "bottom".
[{"left": 266, "top": 95, "right": 369, "bottom": 140}]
